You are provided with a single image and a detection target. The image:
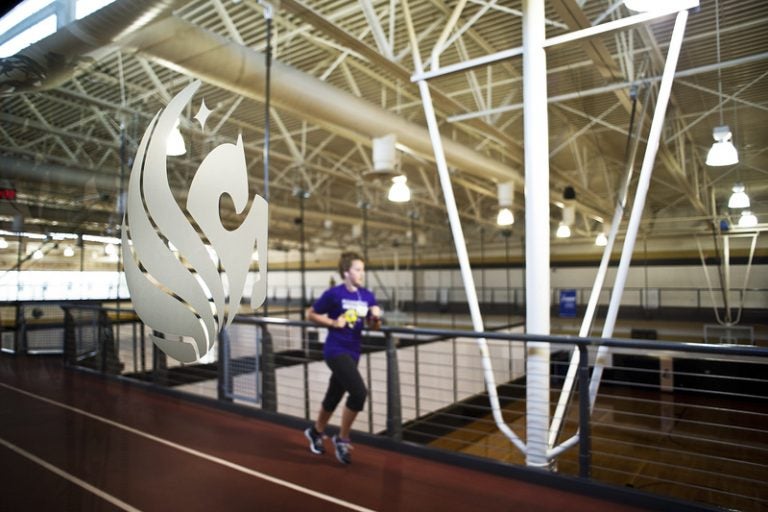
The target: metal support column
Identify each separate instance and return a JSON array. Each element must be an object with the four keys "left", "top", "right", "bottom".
[
  {"left": 577, "top": 342, "right": 591, "bottom": 478},
  {"left": 385, "top": 330, "right": 402, "bottom": 440},
  {"left": 523, "top": 0, "right": 551, "bottom": 468}
]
